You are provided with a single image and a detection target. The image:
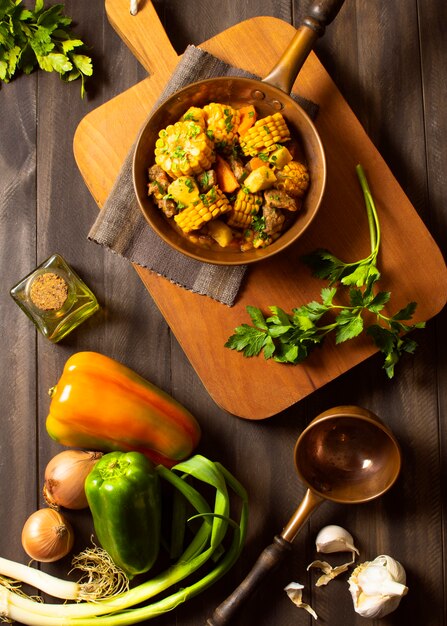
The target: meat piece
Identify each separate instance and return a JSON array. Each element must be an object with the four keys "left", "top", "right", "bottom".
[
  {"left": 148, "top": 164, "right": 170, "bottom": 193},
  {"left": 159, "top": 197, "right": 177, "bottom": 218},
  {"left": 147, "top": 164, "right": 177, "bottom": 217},
  {"left": 228, "top": 155, "right": 248, "bottom": 182},
  {"left": 263, "top": 204, "right": 285, "bottom": 236},
  {"left": 197, "top": 169, "right": 217, "bottom": 193},
  {"left": 263, "top": 189, "right": 298, "bottom": 212}
]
